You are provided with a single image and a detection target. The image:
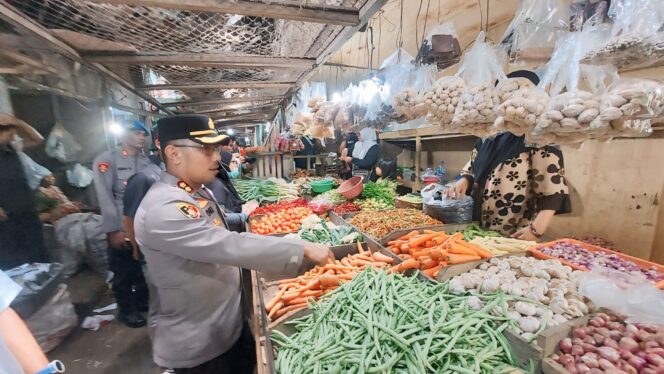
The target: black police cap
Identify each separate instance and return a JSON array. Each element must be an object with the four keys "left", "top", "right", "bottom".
[{"left": 157, "top": 114, "right": 228, "bottom": 145}]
